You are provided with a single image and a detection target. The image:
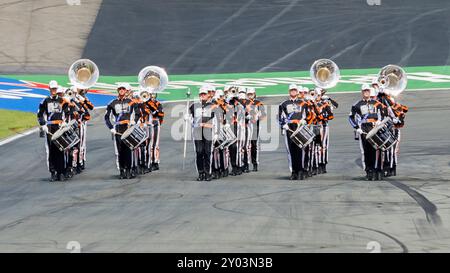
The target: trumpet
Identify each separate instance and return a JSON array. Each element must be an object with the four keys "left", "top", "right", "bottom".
[
  {"left": 65, "top": 87, "right": 77, "bottom": 99},
  {"left": 68, "top": 59, "right": 99, "bottom": 90},
  {"left": 138, "top": 66, "right": 169, "bottom": 93},
  {"left": 377, "top": 64, "right": 407, "bottom": 97},
  {"left": 310, "top": 59, "right": 340, "bottom": 89},
  {"left": 139, "top": 88, "right": 151, "bottom": 102}
]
